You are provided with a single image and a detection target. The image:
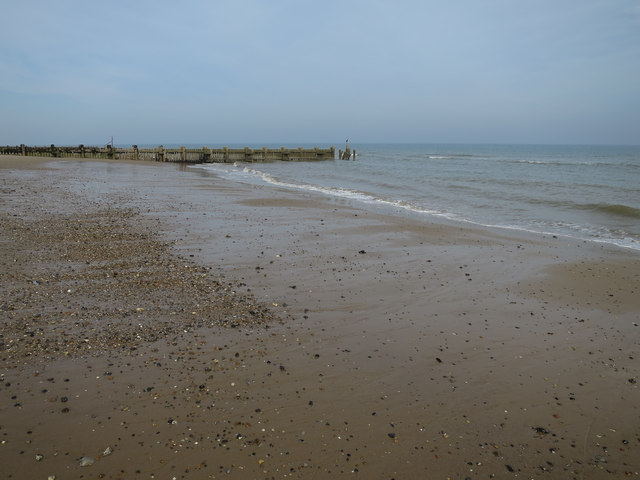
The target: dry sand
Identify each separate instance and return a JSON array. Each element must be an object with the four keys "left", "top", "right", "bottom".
[{"left": 1, "top": 155, "right": 639, "bottom": 479}]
